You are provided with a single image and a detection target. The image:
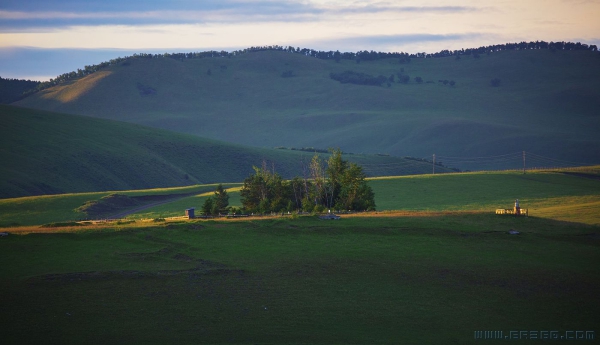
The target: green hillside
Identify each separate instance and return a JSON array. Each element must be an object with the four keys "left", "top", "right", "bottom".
[
  {"left": 0, "top": 77, "right": 40, "bottom": 104},
  {"left": 0, "top": 105, "right": 448, "bottom": 199},
  {"left": 14, "top": 48, "right": 600, "bottom": 170}
]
